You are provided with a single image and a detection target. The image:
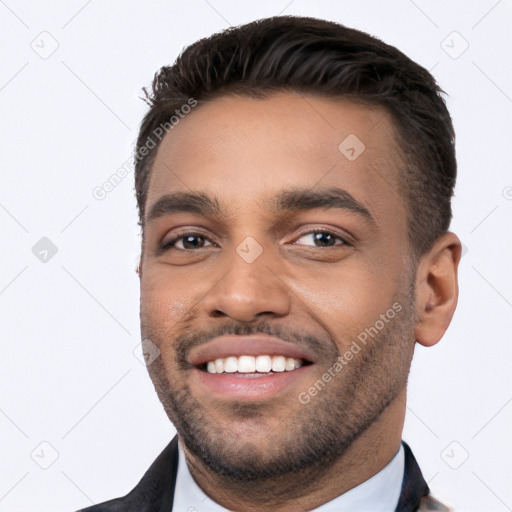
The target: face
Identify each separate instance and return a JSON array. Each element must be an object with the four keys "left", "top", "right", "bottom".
[{"left": 139, "top": 93, "right": 417, "bottom": 481}]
